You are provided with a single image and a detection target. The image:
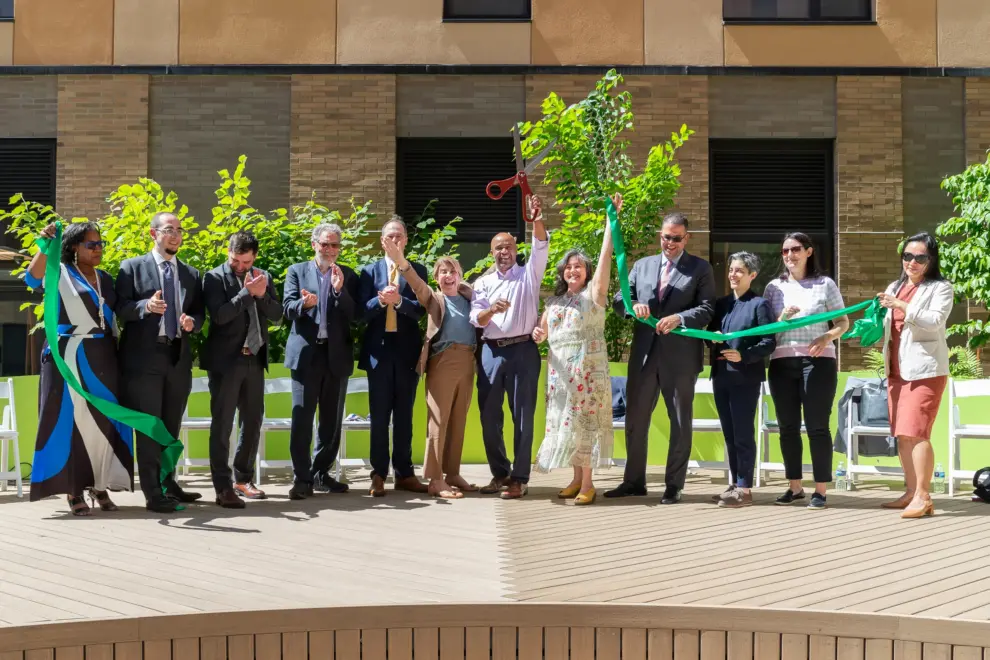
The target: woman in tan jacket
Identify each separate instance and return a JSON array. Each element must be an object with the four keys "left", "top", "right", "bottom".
[{"left": 382, "top": 237, "right": 477, "bottom": 499}]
